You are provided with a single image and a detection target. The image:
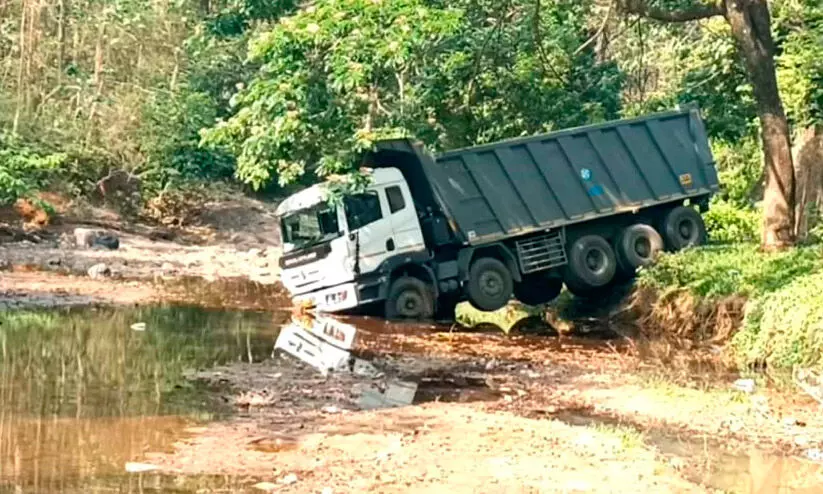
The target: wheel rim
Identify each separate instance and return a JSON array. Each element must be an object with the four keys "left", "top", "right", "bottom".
[
  {"left": 479, "top": 270, "right": 505, "bottom": 298},
  {"left": 634, "top": 236, "right": 652, "bottom": 260},
  {"left": 584, "top": 247, "right": 607, "bottom": 275},
  {"left": 395, "top": 290, "right": 424, "bottom": 318},
  {"left": 678, "top": 219, "right": 695, "bottom": 241}
]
